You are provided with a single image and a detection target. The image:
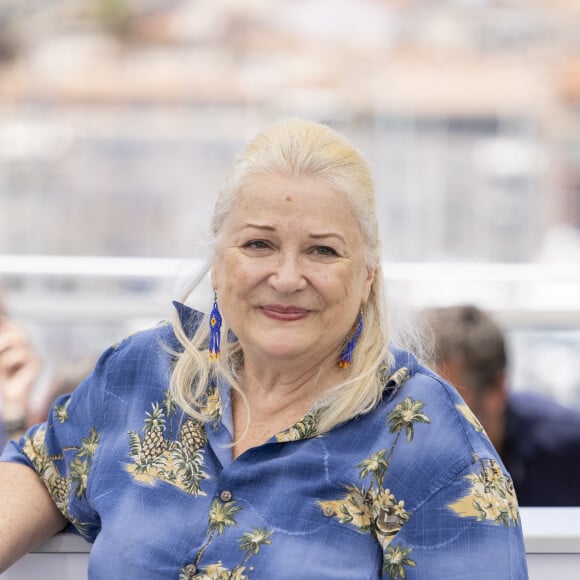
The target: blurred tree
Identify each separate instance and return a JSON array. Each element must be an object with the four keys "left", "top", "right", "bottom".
[{"left": 91, "top": 0, "right": 134, "bottom": 39}]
